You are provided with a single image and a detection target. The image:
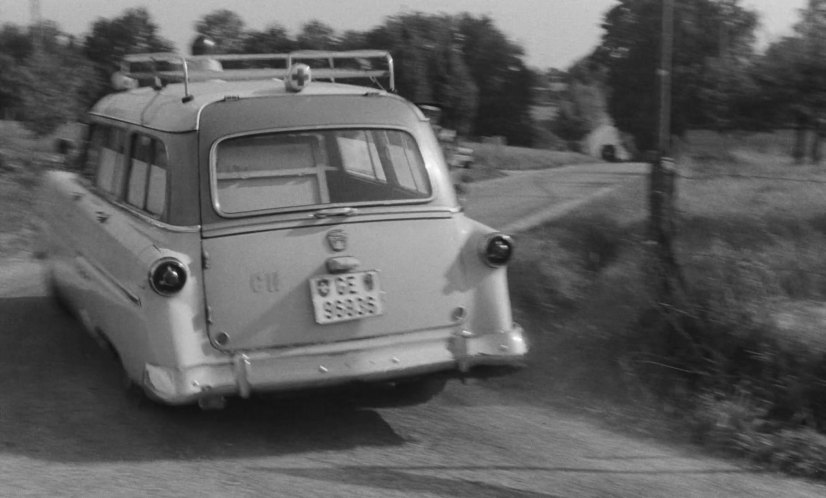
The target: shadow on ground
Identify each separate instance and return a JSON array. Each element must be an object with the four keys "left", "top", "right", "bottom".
[{"left": 0, "top": 296, "right": 405, "bottom": 463}]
